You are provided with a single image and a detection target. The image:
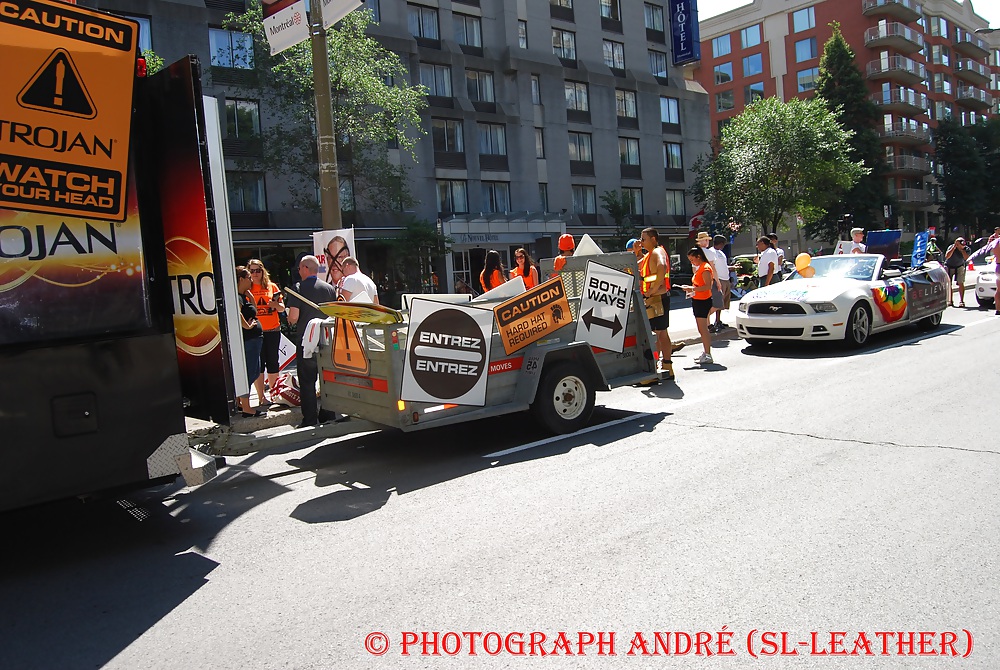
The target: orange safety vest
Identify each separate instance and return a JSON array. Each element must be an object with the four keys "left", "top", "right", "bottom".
[
  {"left": 553, "top": 255, "right": 567, "bottom": 273},
  {"left": 249, "top": 283, "right": 281, "bottom": 331},
  {"left": 510, "top": 266, "right": 537, "bottom": 290},
  {"left": 639, "top": 247, "right": 670, "bottom": 295},
  {"left": 480, "top": 269, "right": 504, "bottom": 292},
  {"left": 691, "top": 262, "right": 713, "bottom": 300}
]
